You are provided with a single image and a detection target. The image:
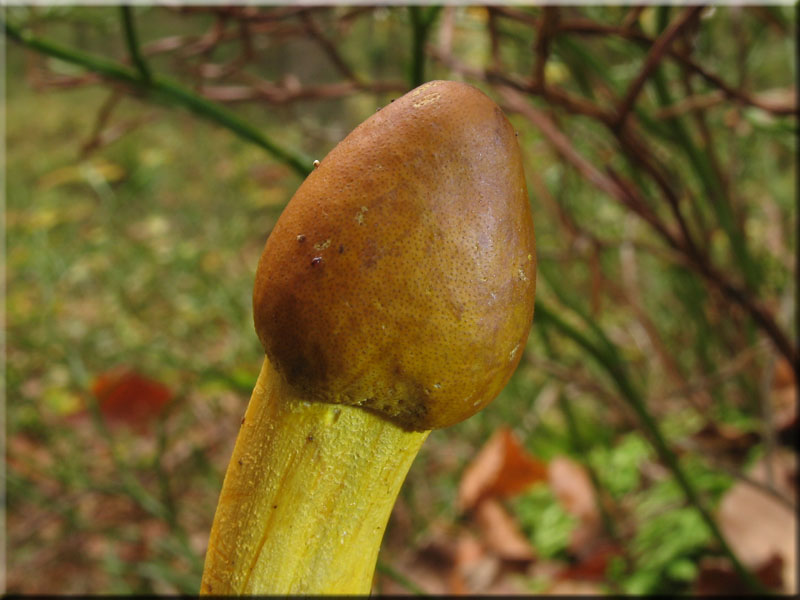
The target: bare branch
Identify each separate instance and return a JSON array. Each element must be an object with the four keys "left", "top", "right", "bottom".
[
  {"left": 558, "top": 18, "right": 798, "bottom": 116},
  {"left": 615, "top": 7, "right": 704, "bottom": 129},
  {"left": 300, "top": 11, "right": 362, "bottom": 86},
  {"left": 532, "top": 7, "right": 559, "bottom": 90}
]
